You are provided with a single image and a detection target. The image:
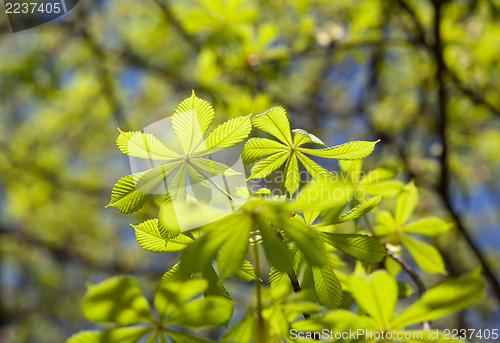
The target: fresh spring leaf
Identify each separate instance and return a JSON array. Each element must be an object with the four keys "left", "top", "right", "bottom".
[
  {"left": 312, "top": 265, "right": 343, "bottom": 309},
  {"left": 242, "top": 106, "right": 379, "bottom": 196},
  {"left": 81, "top": 276, "right": 155, "bottom": 325},
  {"left": 319, "top": 233, "right": 387, "bottom": 264},
  {"left": 391, "top": 271, "right": 484, "bottom": 328},
  {"left": 349, "top": 270, "right": 398, "bottom": 327},
  {"left": 132, "top": 219, "right": 192, "bottom": 253},
  {"left": 110, "top": 92, "right": 252, "bottom": 213},
  {"left": 335, "top": 195, "right": 382, "bottom": 223},
  {"left": 400, "top": 233, "right": 447, "bottom": 275},
  {"left": 395, "top": 181, "right": 418, "bottom": 226}
]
